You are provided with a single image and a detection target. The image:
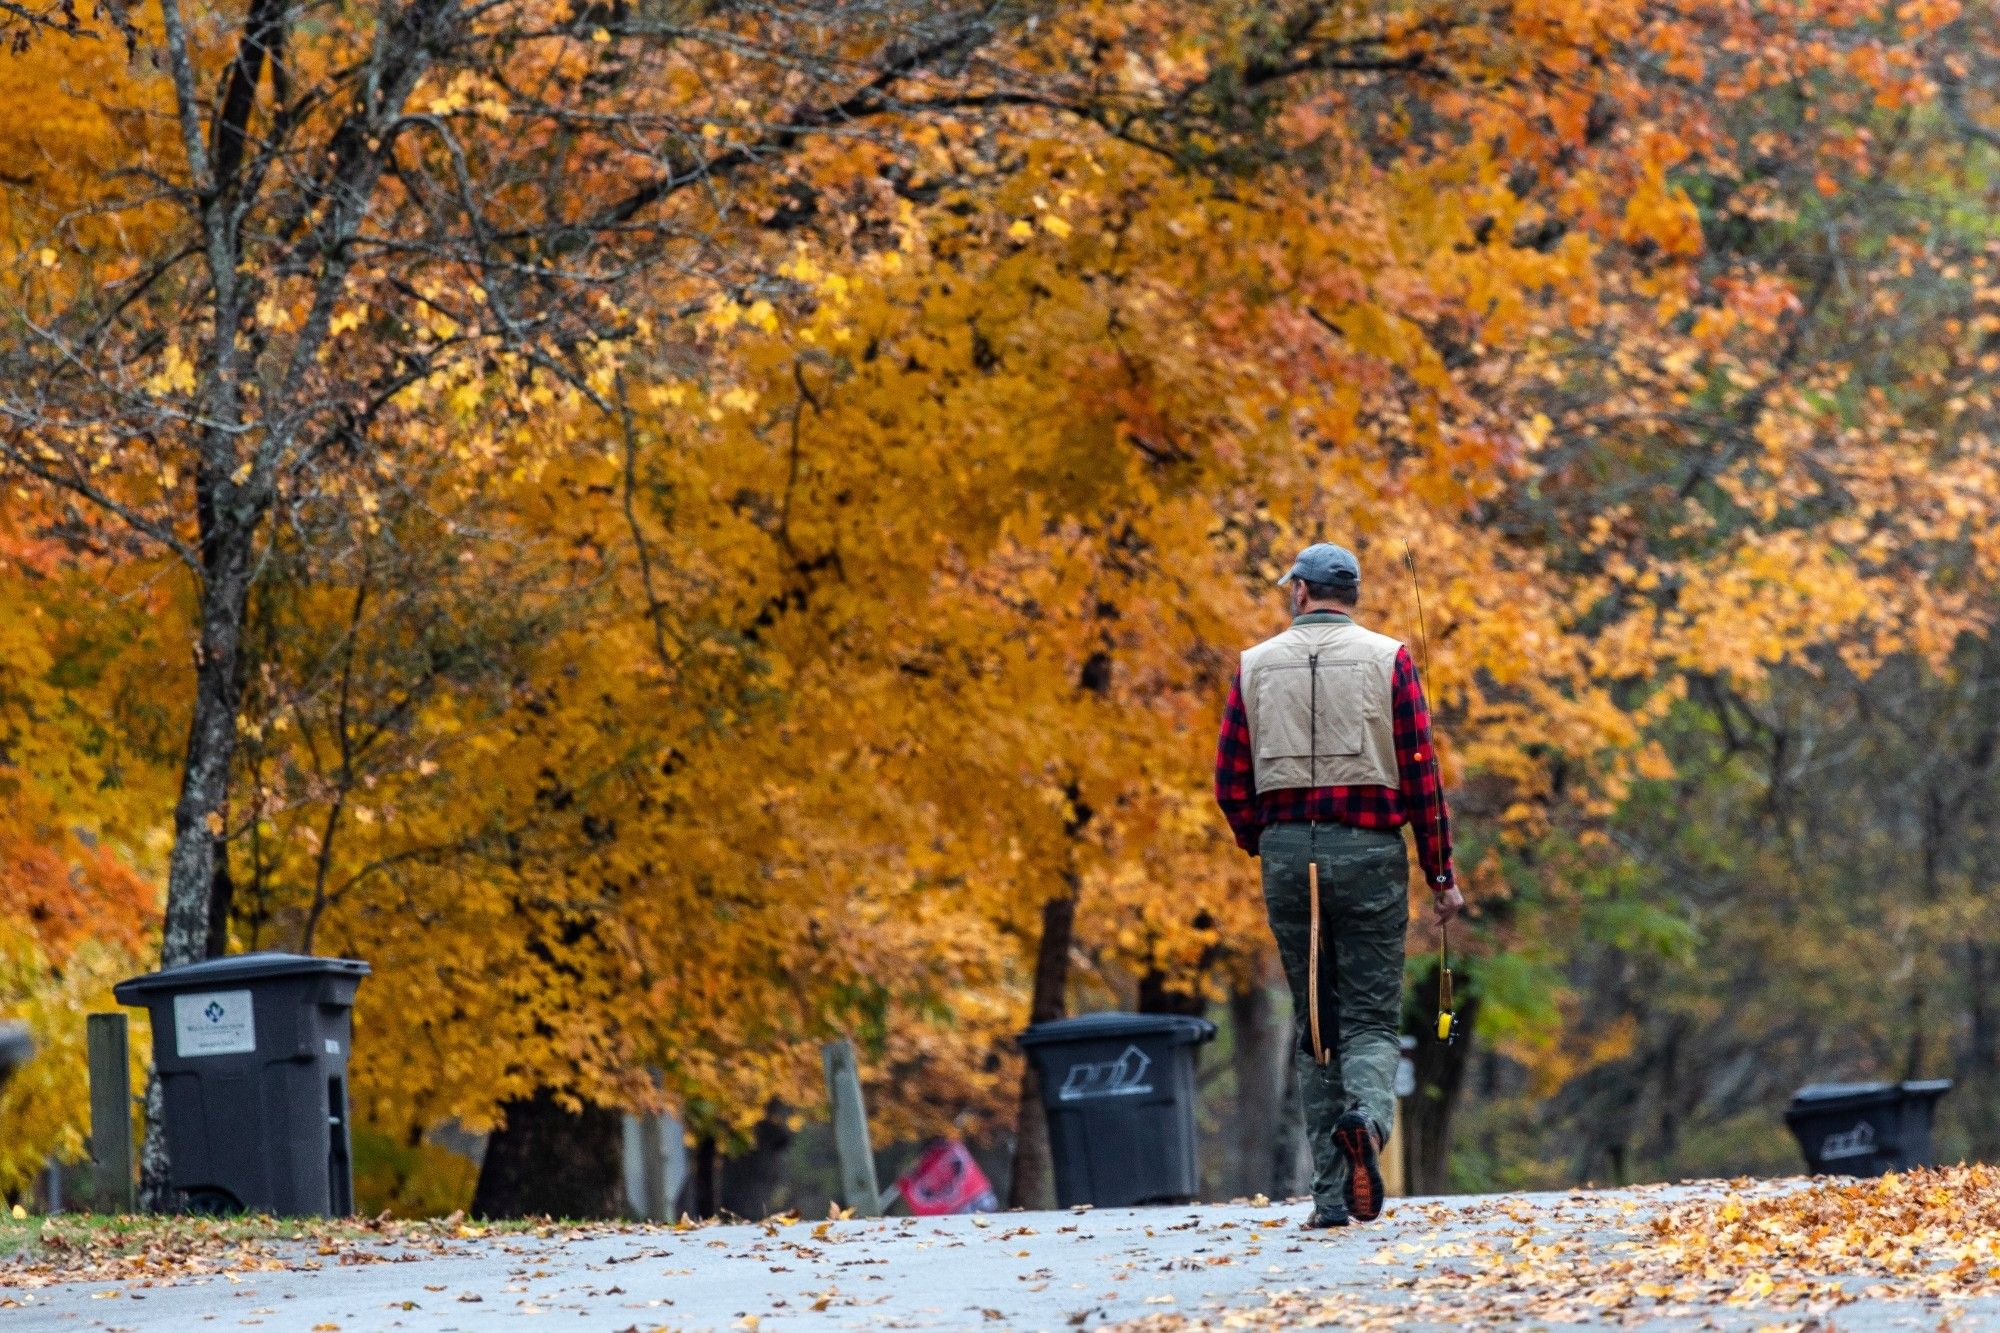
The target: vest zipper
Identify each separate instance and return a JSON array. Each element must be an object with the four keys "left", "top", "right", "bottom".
[{"left": 1308, "top": 650, "right": 1319, "bottom": 794}]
